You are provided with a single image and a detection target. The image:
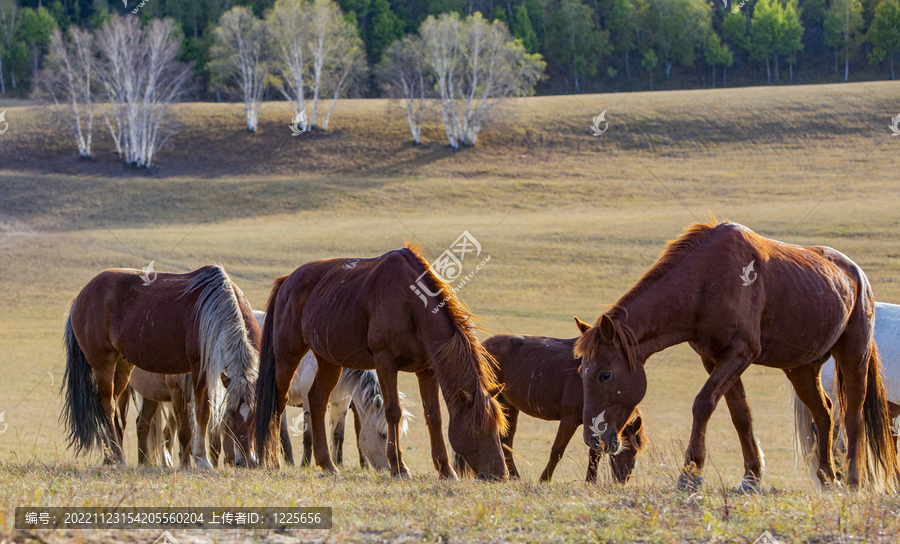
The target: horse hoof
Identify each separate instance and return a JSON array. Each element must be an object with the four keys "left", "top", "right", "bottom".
[
  {"left": 735, "top": 478, "right": 762, "bottom": 494},
  {"left": 196, "top": 458, "right": 214, "bottom": 470},
  {"left": 393, "top": 472, "right": 412, "bottom": 479},
  {"left": 676, "top": 472, "right": 703, "bottom": 492}
]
